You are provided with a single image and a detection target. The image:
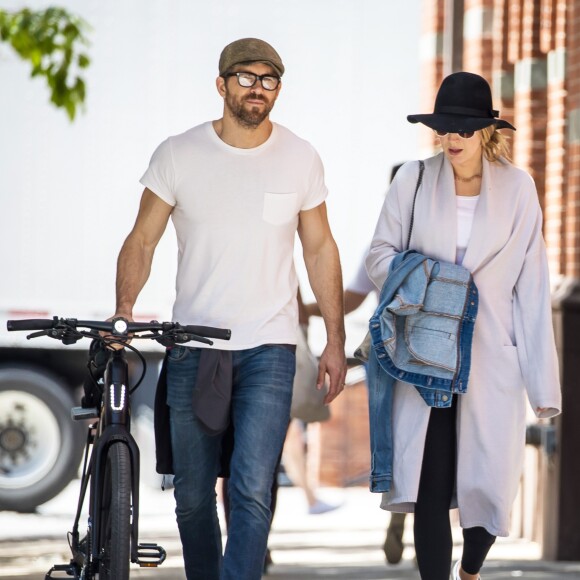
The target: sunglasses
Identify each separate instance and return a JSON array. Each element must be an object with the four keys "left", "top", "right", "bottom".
[{"left": 434, "top": 129, "right": 476, "bottom": 139}]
